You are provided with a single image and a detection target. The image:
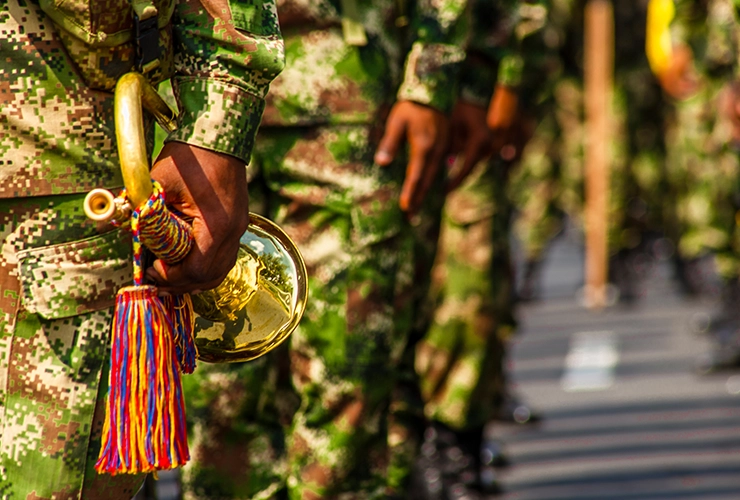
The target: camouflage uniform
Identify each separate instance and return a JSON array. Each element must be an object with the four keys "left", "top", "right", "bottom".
[
  {"left": 662, "top": 0, "right": 740, "bottom": 279},
  {"left": 415, "top": 0, "right": 541, "bottom": 434},
  {"left": 558, "top": 0, "right": 669, "bottom": 257},
  {"left": 181, "top": 2, "right": 468, "bottom": 499},
  {"left": 0, "top": 1, "right": 284, "bottom": 498},
  {"left": 508, "top": 0, "right": 577, "bottom": 296},
  {"left": 609, "top": 1, "right": 670, "bottom": 258},
  {"left": 513, "top": 0, "right": 669, "bottom": 300},
  {"left": 656, "top": 0, "right": 740, "bottom": 372},
  {"left": 416, "top": 155, "right": 518, "bottom": 432}
]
